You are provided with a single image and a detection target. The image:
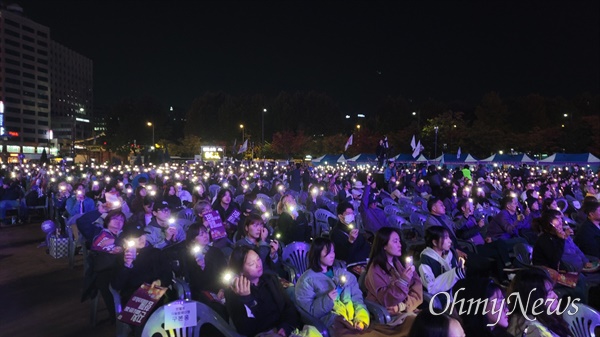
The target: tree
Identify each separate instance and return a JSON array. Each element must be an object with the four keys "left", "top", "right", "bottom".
[{"left": 271, "top": 130, "right": 310, "bottom": 158}]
